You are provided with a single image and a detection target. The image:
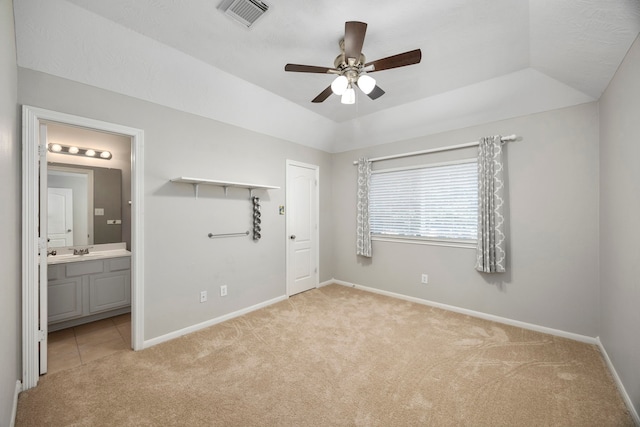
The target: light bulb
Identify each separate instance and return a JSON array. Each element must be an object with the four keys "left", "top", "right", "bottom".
[
  {"left": 357, "top": 74, "right": 376, "bottom": 95},
  {"left": 85, "top": 149, "right": 96, "bottom": 157},
  {"left": 331, "top": 75, "right": 348, "bottom": 95},
  {"left": 100, "top": 151, "right": 111, "bottom": 159},
  {"left": 49, "top": 143, "right": 62, "bottom": 152},
  {"left": 341, "top": 86, "right": 355, "bottom": 104},
  {"left": 68, "top": 146, "right": 79, "bottom": 154}
]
